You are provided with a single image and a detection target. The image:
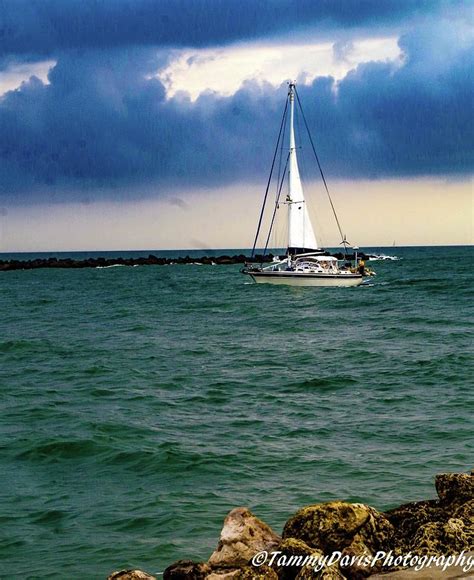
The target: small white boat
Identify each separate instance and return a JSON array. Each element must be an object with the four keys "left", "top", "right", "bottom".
[
  {"left": 242, "top": 82, "right": 372, "bottom": 288},
  {"left": 367, "top": 254, "right": 400, "bottom": 261}
]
